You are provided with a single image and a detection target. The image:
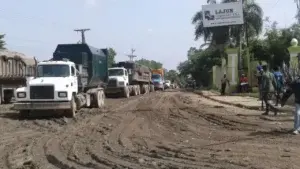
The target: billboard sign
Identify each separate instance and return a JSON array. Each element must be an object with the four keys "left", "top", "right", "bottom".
[{"left": 202, "top": 1, "right": 244, "bottom": 27}]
